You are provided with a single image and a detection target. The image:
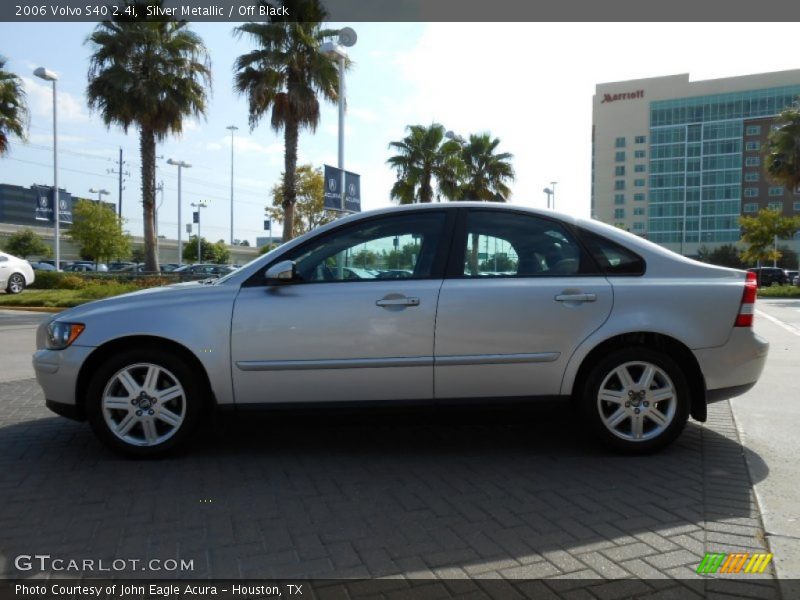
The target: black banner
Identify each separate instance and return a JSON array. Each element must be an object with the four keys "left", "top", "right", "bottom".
[{"left": 323, "top": 165, "right": 360, "bottom": 213}]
